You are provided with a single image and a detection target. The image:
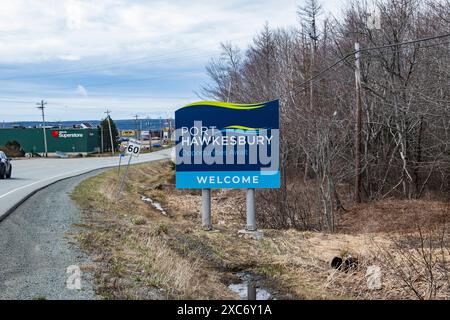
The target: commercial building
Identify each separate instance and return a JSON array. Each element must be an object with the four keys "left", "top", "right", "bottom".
[{"left": 0, "top": 127, "right": 101, "bottom": 155}]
